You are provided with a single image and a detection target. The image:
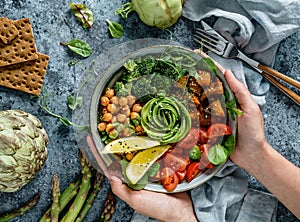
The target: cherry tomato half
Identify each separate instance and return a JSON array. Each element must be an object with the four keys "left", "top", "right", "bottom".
[
  {"left": 160, "top": 167, "right": 179, "bottom": 192},
  {"left": 176, "top": 169, "right": 187, "bottom": 182},
  {"left": 177, "top": 128, "right": 199, "bottom": 149},
  {"left": 198, "top": 127, "right": 209, "bottom": 144},
  {"left": 163, "top": 153, "right": 190, "bottom": 172},
  {"left": 207, "top": 124, "right": 232, "bottom": 138},
  {"left": 199, "top": 144, "right": 214, "bottom": 169},
  {"left": 186, "top": 162, "right": 202, "bottom": 182}
]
